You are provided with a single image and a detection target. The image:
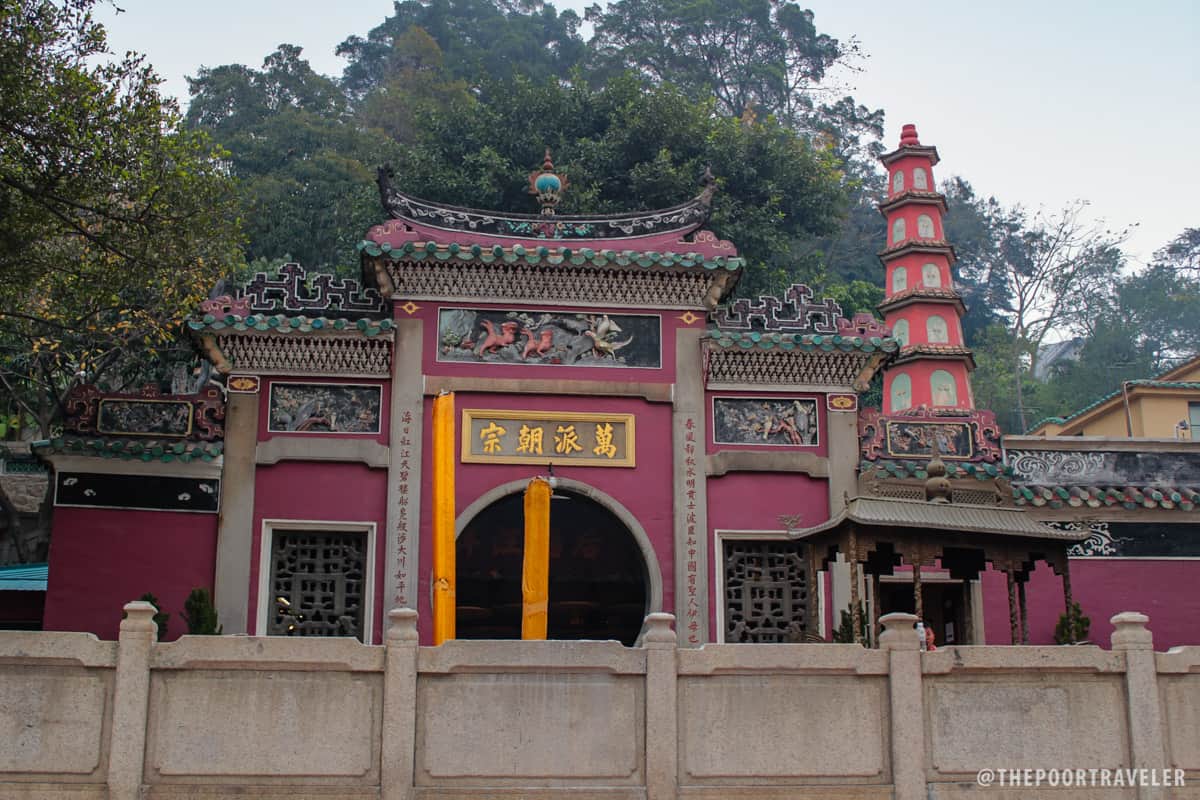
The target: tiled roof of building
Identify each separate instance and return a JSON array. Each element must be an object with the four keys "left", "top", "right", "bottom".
[
  {"left": 357, "top": 239, "right": 744, "bottom": 272},
  {"left": 860, "top": 459, "right": 1013, "bottom": 481},
  {"left": 33, "top": 436, "right": 224, "bottom": 463},
  {"left": 1030, "top": 380, "right": 1200, "bottom": 432},
  {"left": 187, "top": 314, "right": 396, "bottom": 337},
  {"left": 0, "top": 562, "right": 47, "bottom": 591},
  {"left": 789, "top": 496, "right": 1082, "bottom": 541},
  {"left": 1013, "top": 484, "right": 1200, "bottom": 512}
]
